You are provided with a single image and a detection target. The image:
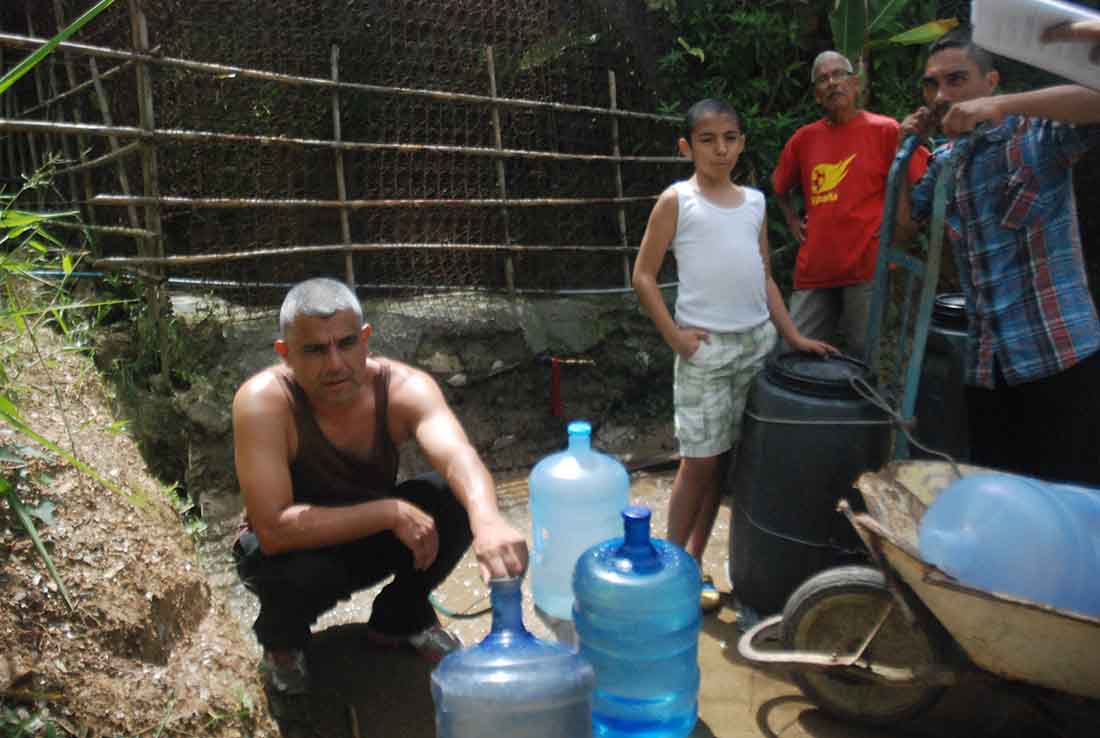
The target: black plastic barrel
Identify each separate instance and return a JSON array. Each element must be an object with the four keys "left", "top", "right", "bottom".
[
  {"left": 729, "top": 353, "right": 891, "bottom": 614},
  {"left": 913, "top": 293, "right": 970, "bottom": 461}
]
